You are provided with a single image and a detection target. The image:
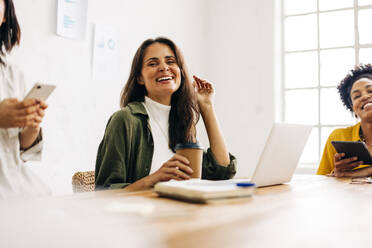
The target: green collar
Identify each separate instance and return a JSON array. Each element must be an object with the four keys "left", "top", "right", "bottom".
[{"left": 127, "top": 101, "right": 148, "bottom": 116}]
